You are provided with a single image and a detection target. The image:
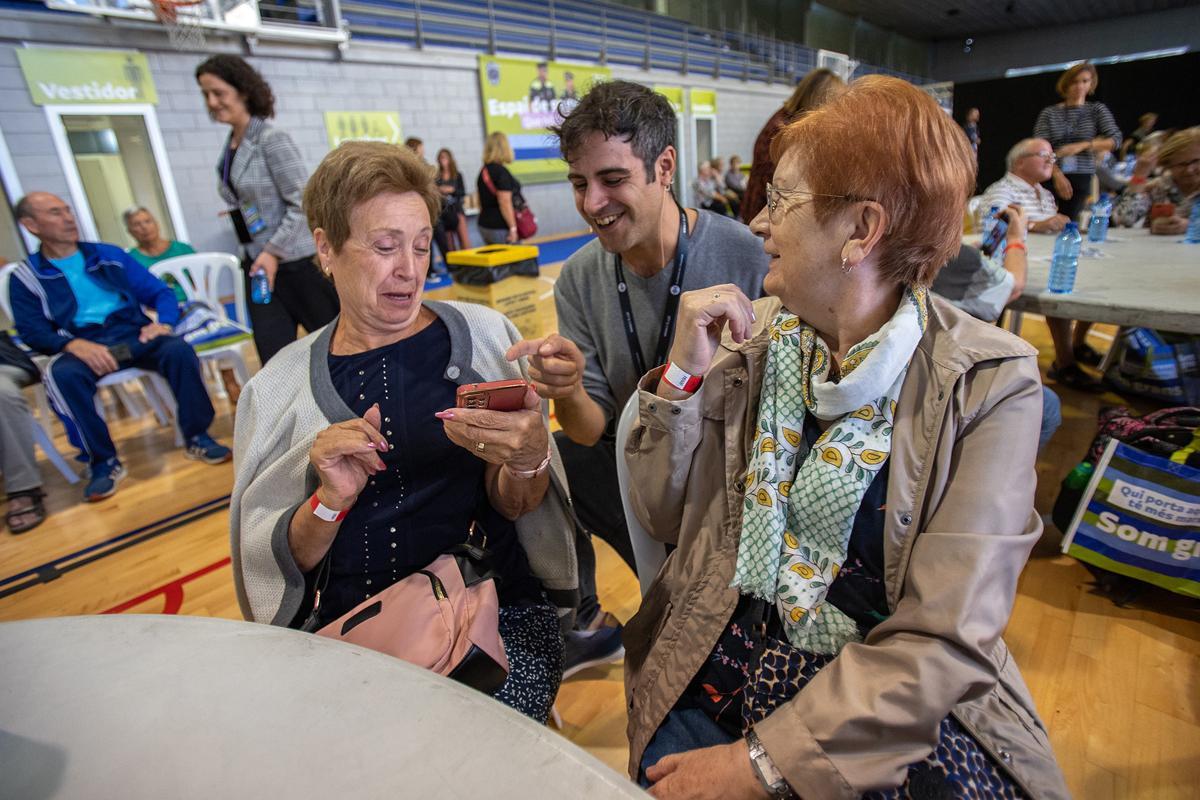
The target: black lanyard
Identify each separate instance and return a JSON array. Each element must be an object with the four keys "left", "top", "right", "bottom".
[
  {"left": 613, "top": 207, "right": 689, "bottom": 377},
  {"left": 222, "top": 141, "right": 239, "bottom": 200}
]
